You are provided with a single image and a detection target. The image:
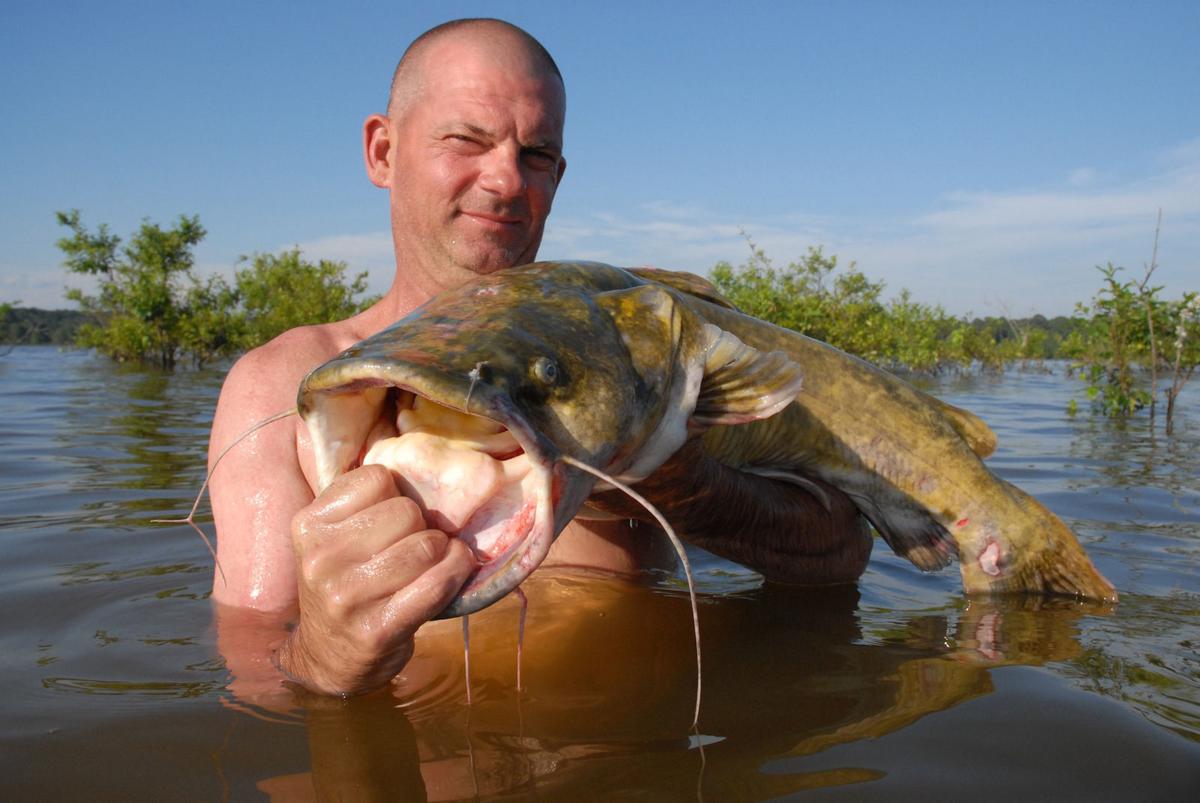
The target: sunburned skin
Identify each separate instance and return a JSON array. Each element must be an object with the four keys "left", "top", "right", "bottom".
[{"left": 360, "top": 396, "right": 540, "bottom": 562}]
